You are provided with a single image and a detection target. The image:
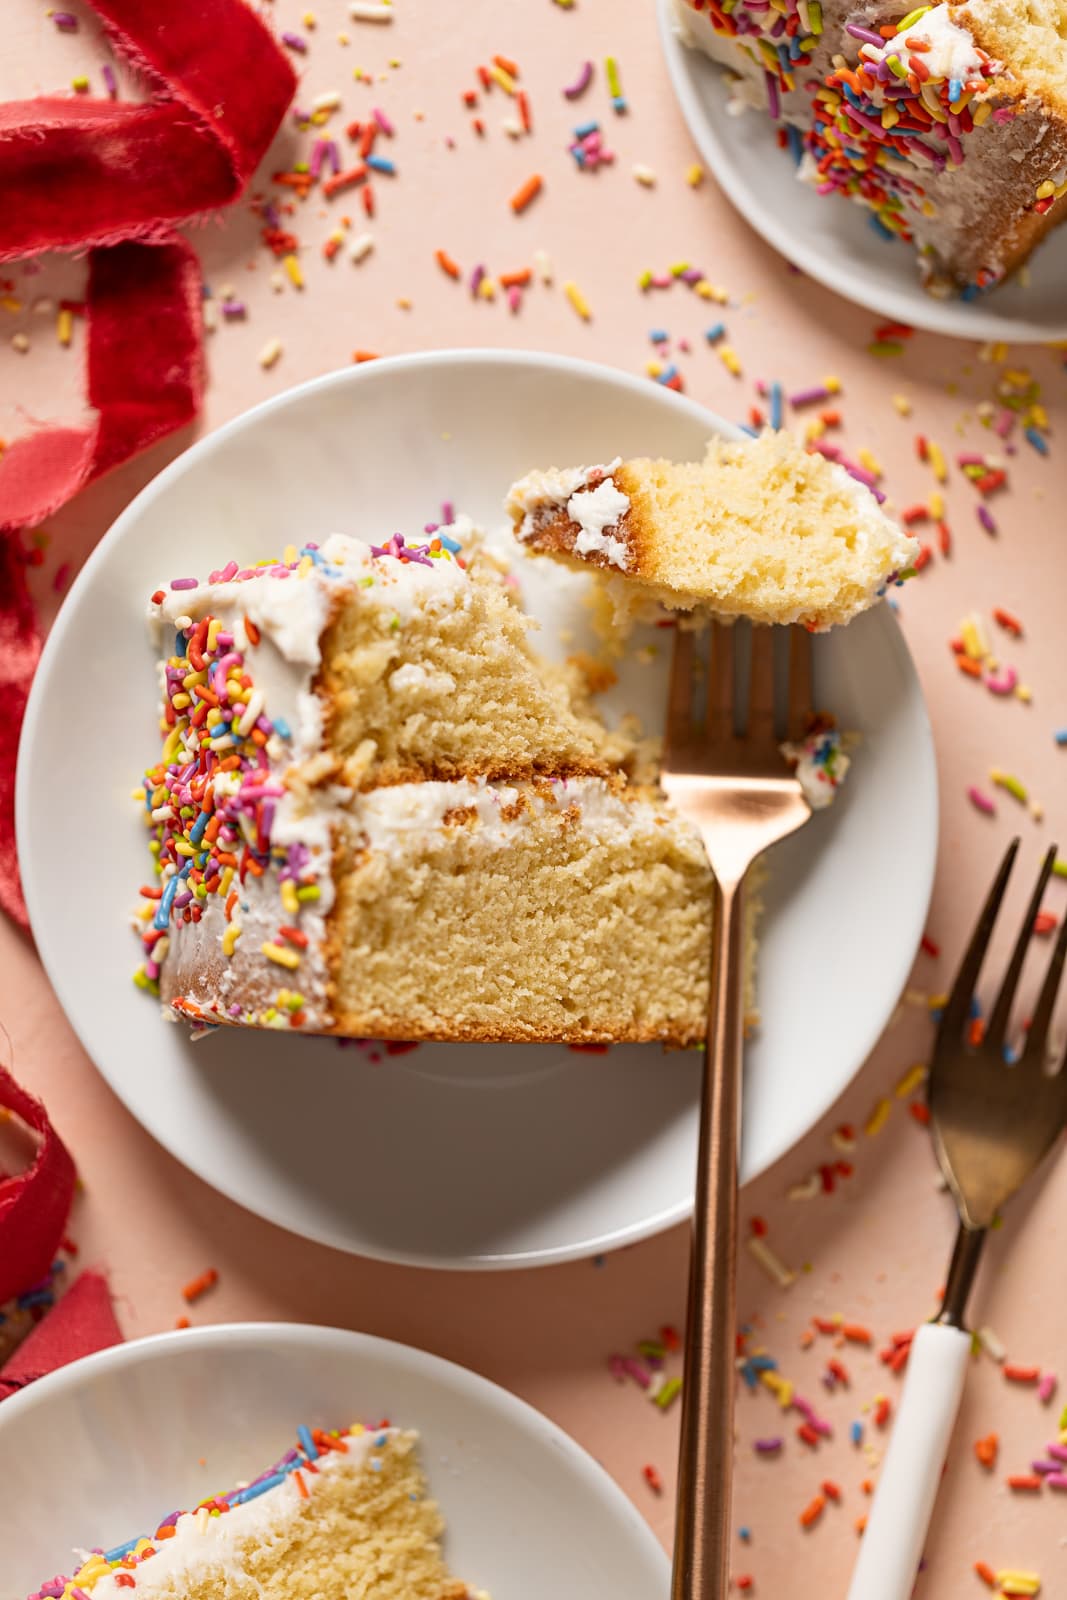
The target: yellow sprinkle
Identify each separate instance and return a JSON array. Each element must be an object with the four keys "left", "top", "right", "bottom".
[
  {"left": 283, "top": 254, "right": 304, "bottom": 289},
  {"left": 927, "top": 439, "right": 947, "bottom": 483},
  {"left": 994, "top": 1575, "right": 1040, "bottom": 1596},
  {"left": 929, "top": 490, "right": 944, "bottom": 519},
  {"left": 71, "top": 74, "right": 89, "bottom": 91},
  {"left": 281, "top": 880, "right": 300, "bottom": 915},
  {"left": 893, "top": 393, "right": 912, "bottom": 416},
  {"left": 719, "top": 344, "right": 742, "bottom": 377},
  {"left": 864, "top": 1097, "right": 891, "bottom": 1137},
  {"left": 262, "top": 941, "right": 302, "bottom": 970},
  {"left": 171, "top": 692, "right": 191, "bottom": 711},
  {"left": 686, "top": 162, "right": 704, "bottom": 186},
  {"left": 563, "top": 280, "right": 591, "bottom": 320},
  {"left": 487, "top": 63, "right": 516, "bottom": 94},
  {"left": 1036, "top": 179, "right": 1056, "bottom": 201},
  {"left": 222, "top": 924, "right": 242, "bottom": 958},
  {"left": 258, "top": 337, "right": 283, "bottom": 369},
  {"left": 990, "top": 769, "right": 1028, "bottom": 804},
  {"left": 895, "top": 1063, "right": 927, "bottom": 1098},
  {"left": 669, "top": 260, "right": 691, "bottom": 276},
  {"left": 823, "top": 375, "right": 841, "bottom": 394},
  {"left": 633, "top": 164, "right": 656, "bottom": 186},
  {"left": 857, "top": 448, "right": 882, "bottom": 478},
  {"left": 57, "top": 307, "right": 73, "bottom": 346},
  {"left": 219, "top": 867, "right": 234, "bottom": 897},
  {"left": 478, "top": 276, "right": 496, "bottom": 300},
  {"left": 960, "top": 615, "right": 987, "bottom": 661},
  {"left": 646, "top": 360, "right": 664, "bottom": 378},
  {"left": 173, "top": 840, "right": 196, "bottom": 859},
  {"left": 1016, "top": 683, "right": 1032, "bottom": 703}
]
